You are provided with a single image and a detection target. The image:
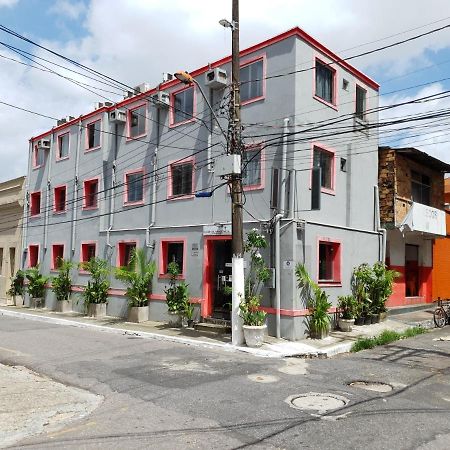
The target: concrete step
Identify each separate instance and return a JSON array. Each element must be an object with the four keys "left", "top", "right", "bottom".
[
  {"left": 388, "top": 303, "right": 434, "bottom": 316},
  {"left": 194, "top": 322, "right": 231, "bottom": 335}
]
